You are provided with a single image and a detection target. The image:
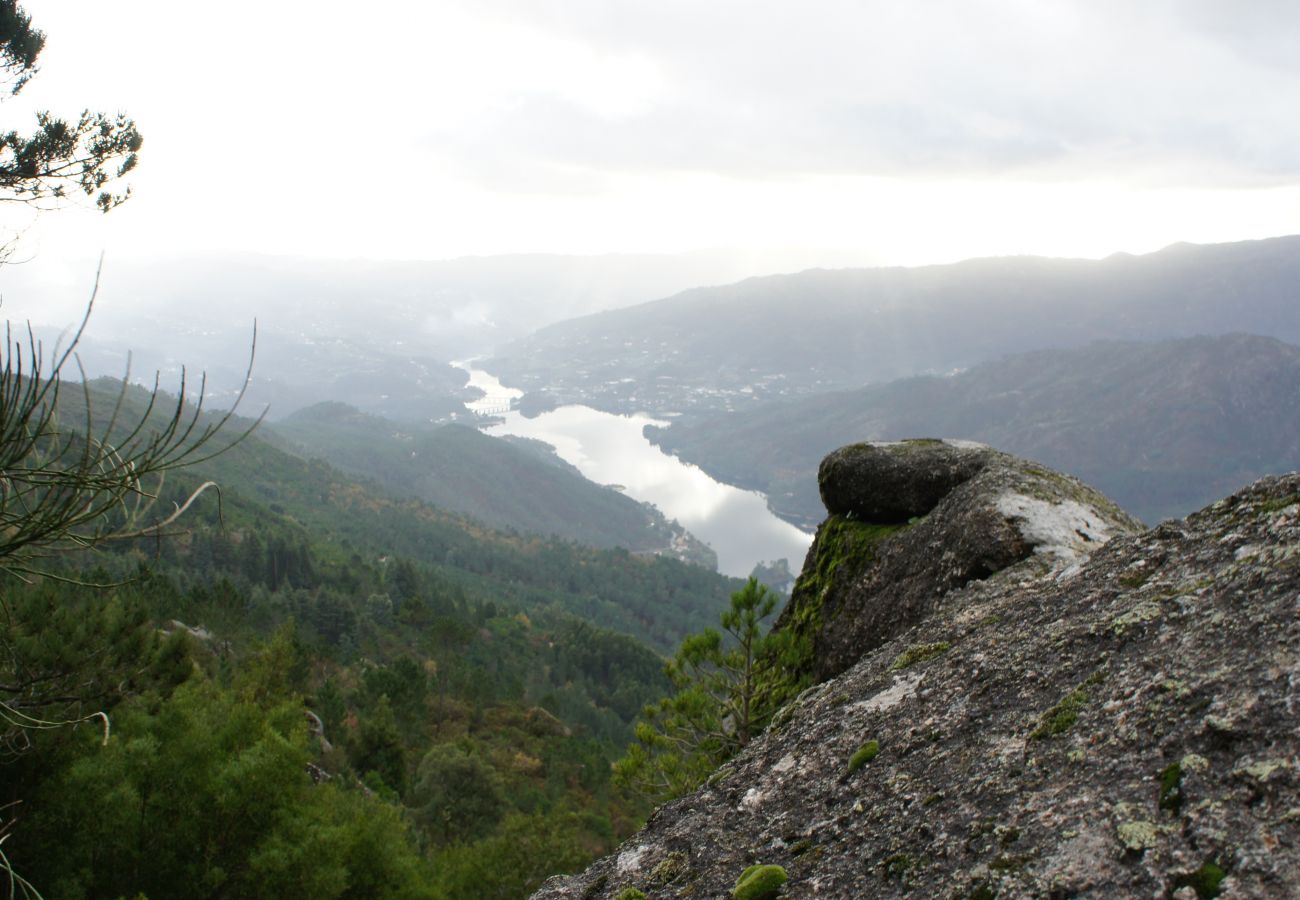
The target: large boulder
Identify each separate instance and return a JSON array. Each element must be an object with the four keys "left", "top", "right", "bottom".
[
  {"left": 534, "top": 470, "right": 1300, "bottom": 899},
  {"left": 779, "top": 439, "right": 1143, "bottom": 682}
]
